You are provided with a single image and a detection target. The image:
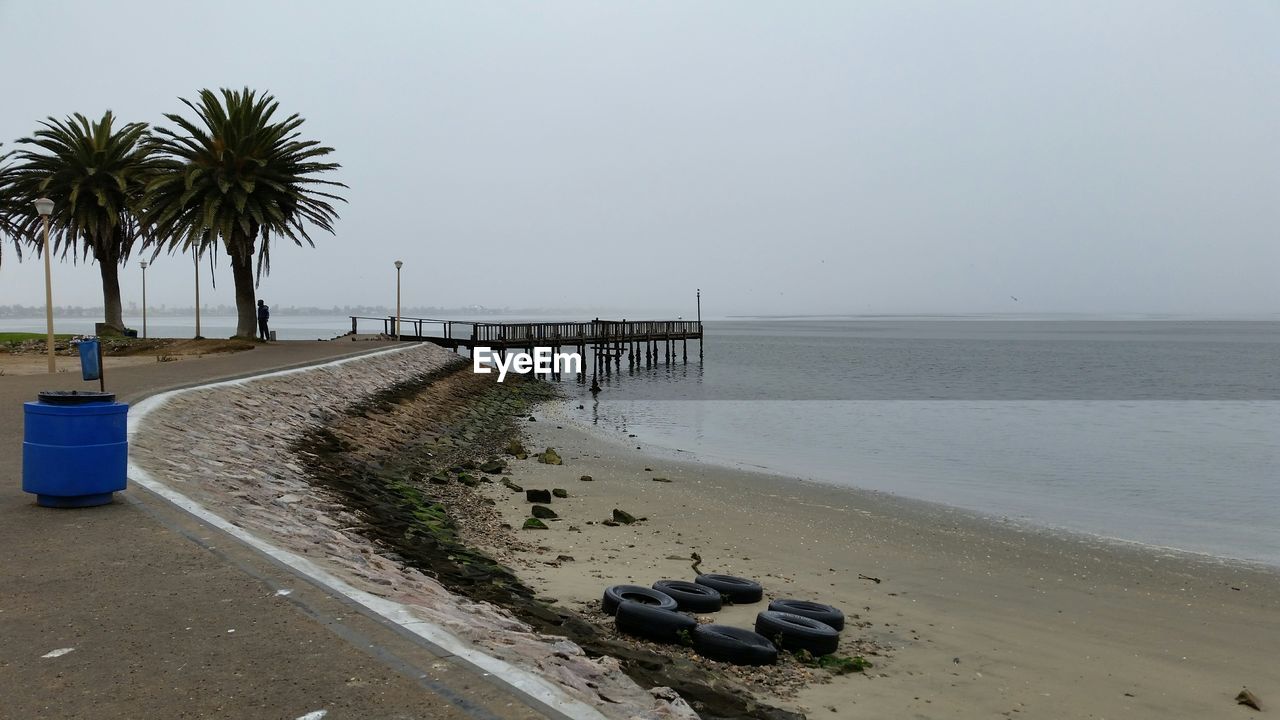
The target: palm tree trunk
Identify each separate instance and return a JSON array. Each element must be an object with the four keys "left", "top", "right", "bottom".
[
  {"left": 227, "top": 234, "right": 257, "bottom": 338},
  {"left": 229, "top": 250, "right": 257, "bottom": 339},
  {"left": 98, "top": 258, "right": 126, "bottom": 332}
]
